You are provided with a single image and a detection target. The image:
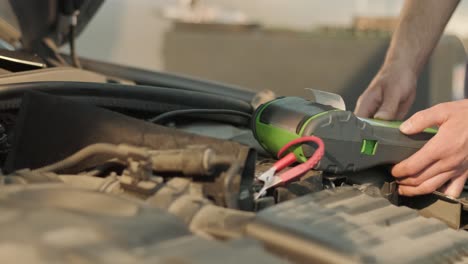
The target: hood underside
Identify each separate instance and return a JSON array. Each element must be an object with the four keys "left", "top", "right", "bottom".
[{"left": 7, "top": 0, "right": 103, "bottom": 50}]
